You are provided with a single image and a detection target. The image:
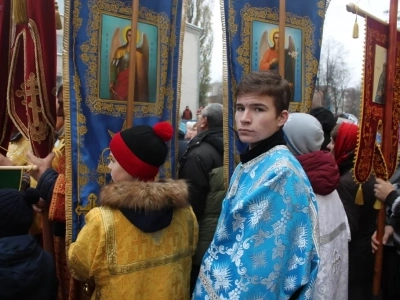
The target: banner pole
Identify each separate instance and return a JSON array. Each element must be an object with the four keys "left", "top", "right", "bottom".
[
  {"left": 278, "top": 0, "right": 285, "bottom": 78},
  {"left": 0, "top": 165, "right": 37, "bottom": 170},
  {"left": 373, "top": 0, "right": 398, "bottom": 295},
  {"left": 346, "top": 3, "right": 387, "bottom": 25},
  {"left": 126, "top": 0, "right": 140, "bottom": 128}
]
